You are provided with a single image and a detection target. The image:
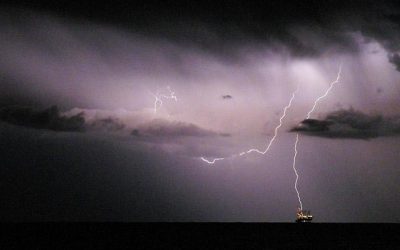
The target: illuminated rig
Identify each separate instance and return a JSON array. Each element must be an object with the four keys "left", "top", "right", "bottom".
[{"left": 296, "top": 208, "right": 313, "bottom": 223}]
